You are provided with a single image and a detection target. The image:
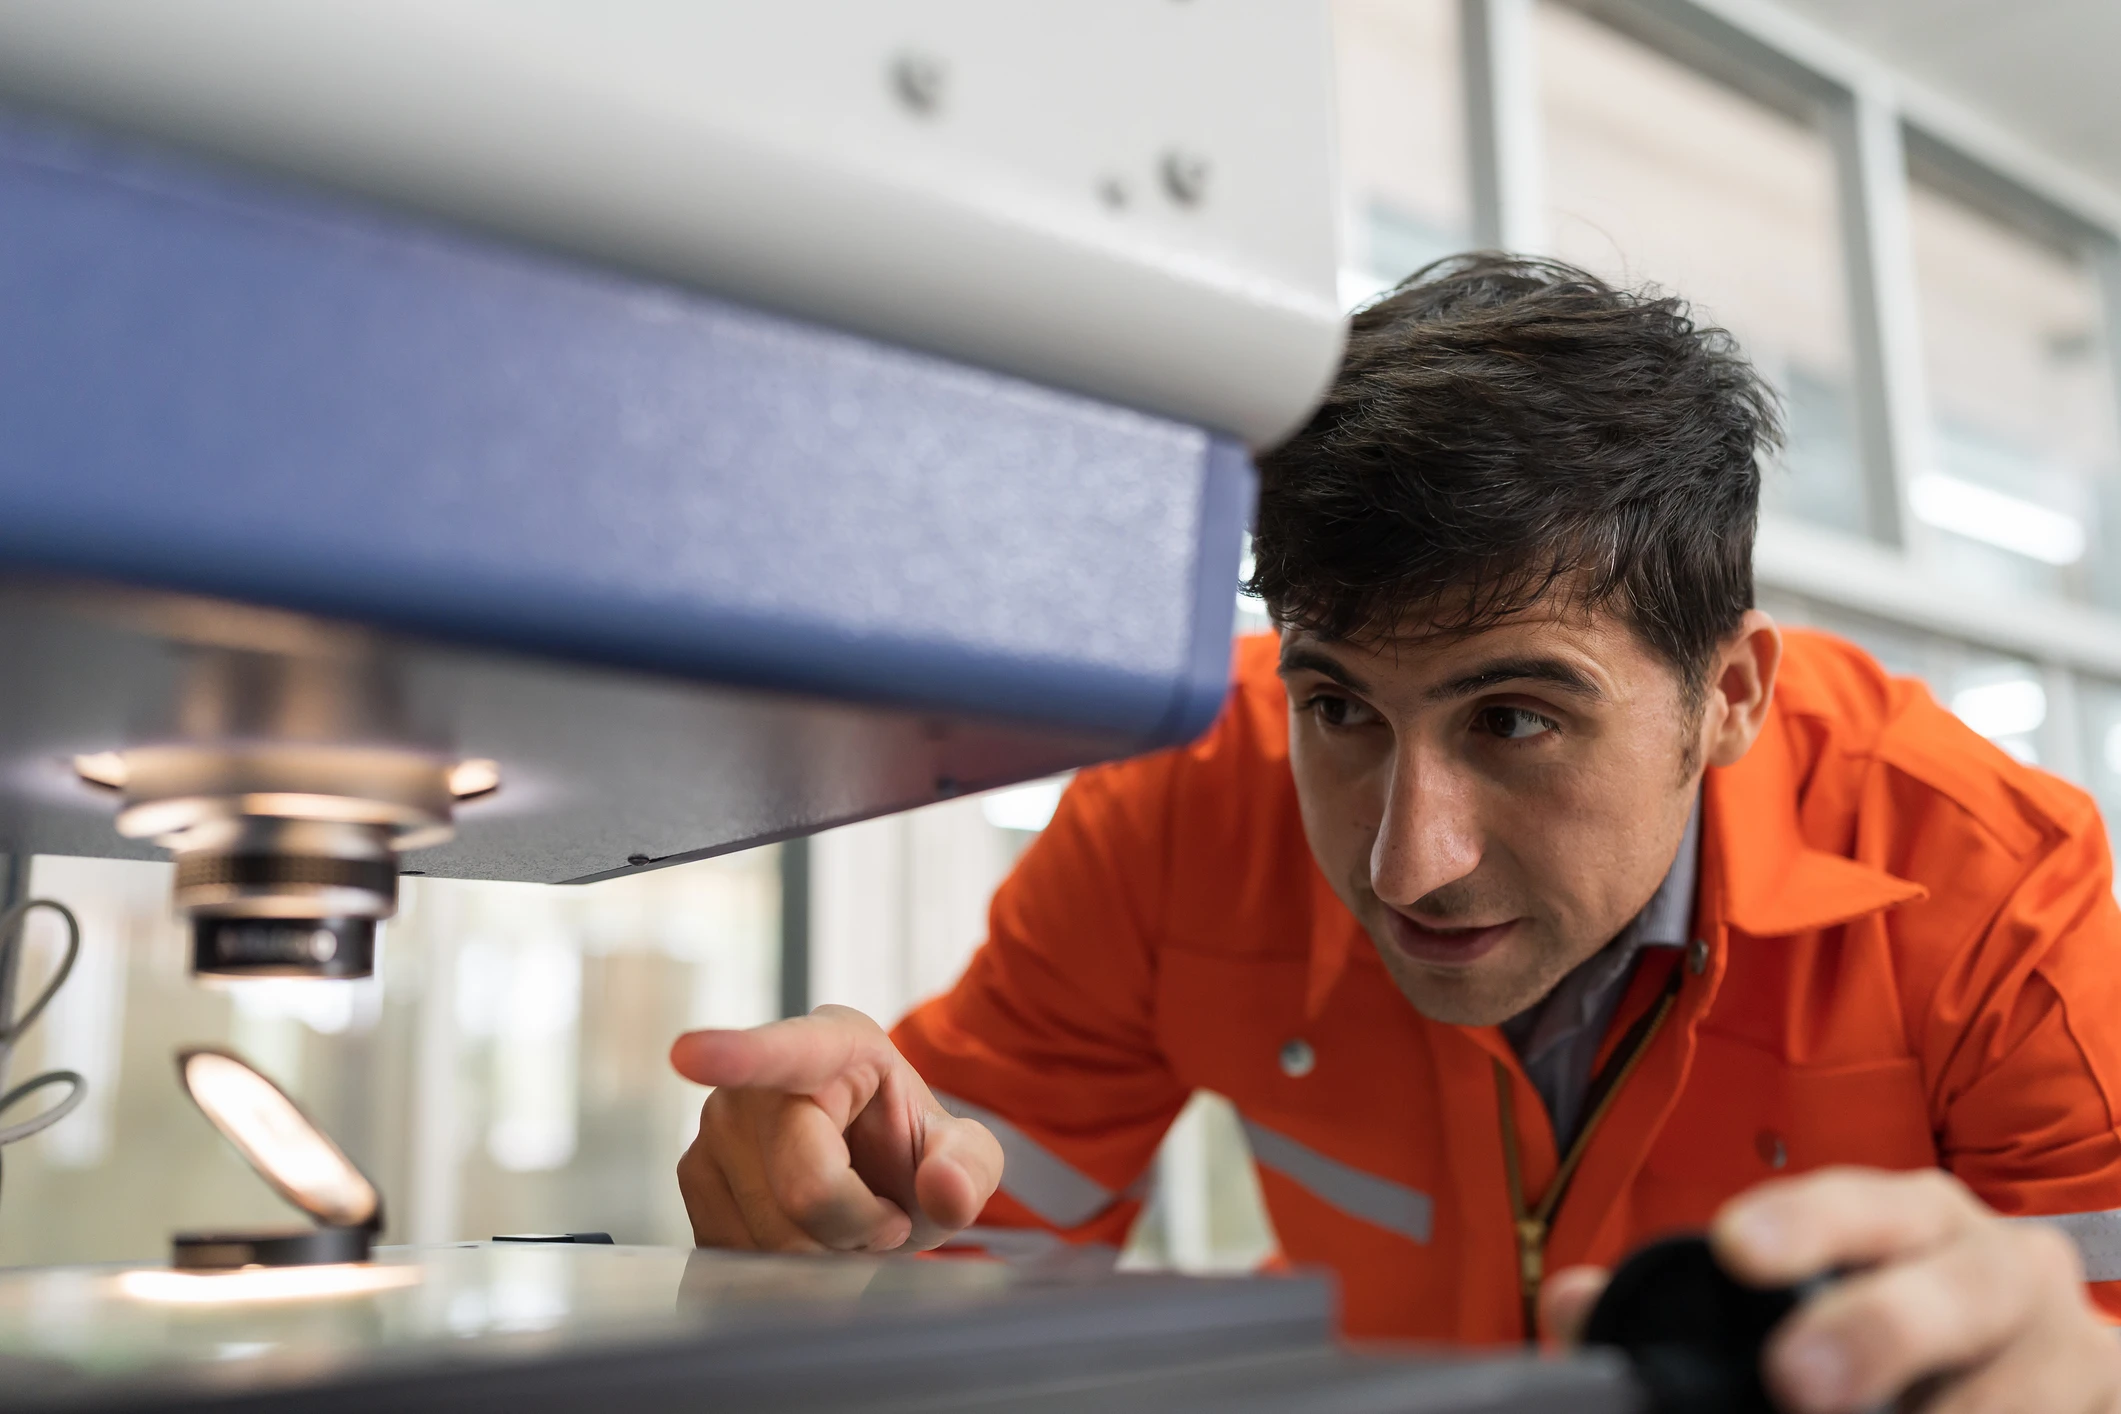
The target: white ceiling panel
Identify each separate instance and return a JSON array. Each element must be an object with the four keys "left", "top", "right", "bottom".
[{"left": 1775, "top": 0, "right": 2121, "bottom": 195}]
